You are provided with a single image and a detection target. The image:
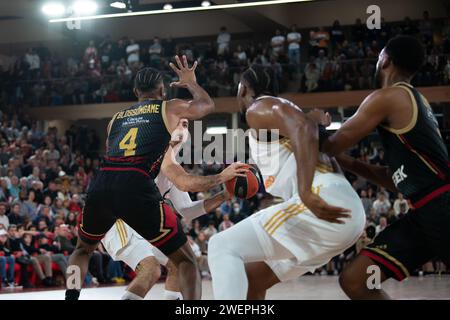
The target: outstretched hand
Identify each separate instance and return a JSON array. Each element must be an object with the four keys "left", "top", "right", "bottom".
[
  {"left": 169, "top": 55, "right": 198, "bottom": 88},
  {"left": 307, "top": 109, "right": 332, "bottom": 127}
]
